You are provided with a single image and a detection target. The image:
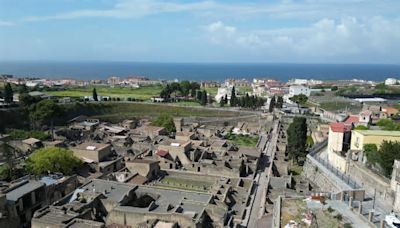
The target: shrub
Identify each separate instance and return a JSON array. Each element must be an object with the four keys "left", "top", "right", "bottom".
[
  {"left": 343, "top": 223, "right": 352, "bottom": 228},
  {"left": 7, "top": 129, "right": 50, "bottom": 141},
  {"left": 333, "top": 213, "right": 343, "bottom": 221}
]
